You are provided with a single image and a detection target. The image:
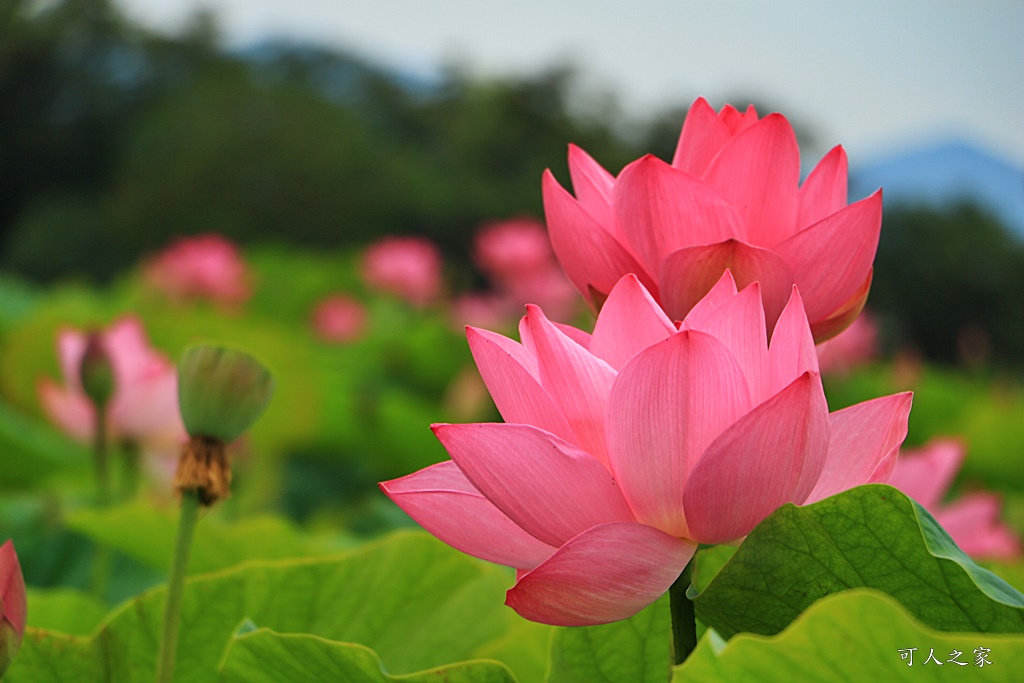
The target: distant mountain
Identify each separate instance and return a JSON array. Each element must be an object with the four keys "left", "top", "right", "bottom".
[
  {"left": 849, "top": 140, "right": 1024, "bottom": 239},
  {"left": 236, "top": 40, "right": 440, "bottom": 103}
]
